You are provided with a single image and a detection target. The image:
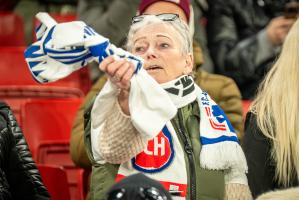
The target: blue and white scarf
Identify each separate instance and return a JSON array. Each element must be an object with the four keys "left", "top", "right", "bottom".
[{"left": 24, "top": 12, "right": 143, "bottom": 83}]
